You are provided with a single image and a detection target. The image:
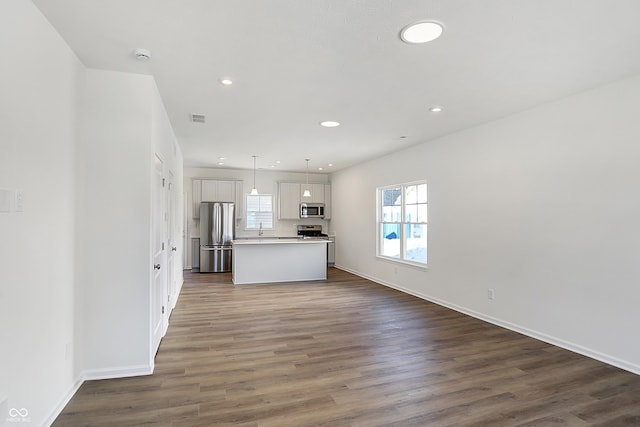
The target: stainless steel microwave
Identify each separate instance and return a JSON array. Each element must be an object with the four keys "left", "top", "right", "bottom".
[{"left": 300, "top": 203, "right": 325, "bottom": 219}]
